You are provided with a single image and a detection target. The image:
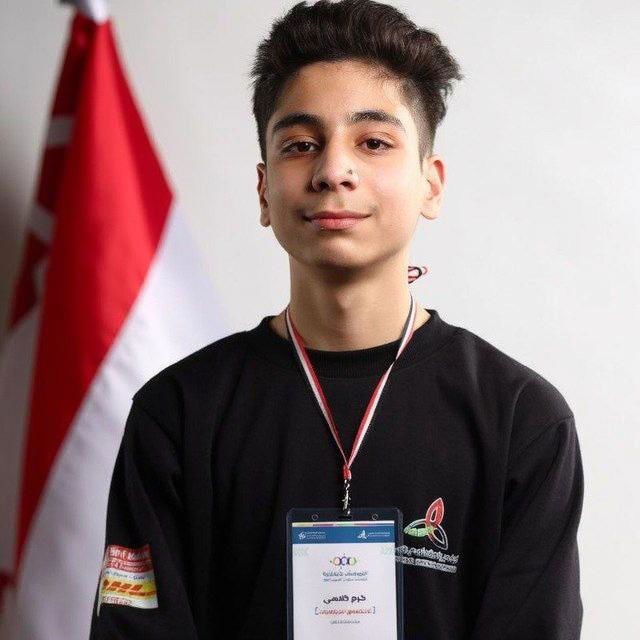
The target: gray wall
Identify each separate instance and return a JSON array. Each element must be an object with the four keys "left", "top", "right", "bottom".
[{"left": 2, "top": 1, "right": 638, "bottom": 637}]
